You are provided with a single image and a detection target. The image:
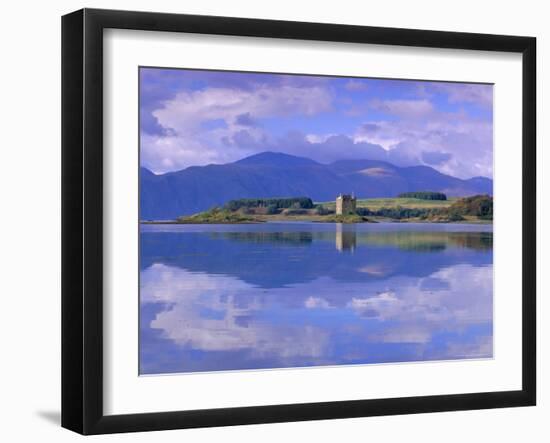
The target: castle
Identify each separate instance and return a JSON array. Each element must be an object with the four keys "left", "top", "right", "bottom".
[{"left": 335, "top": 193, "right": 357, "bottom": 215}]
